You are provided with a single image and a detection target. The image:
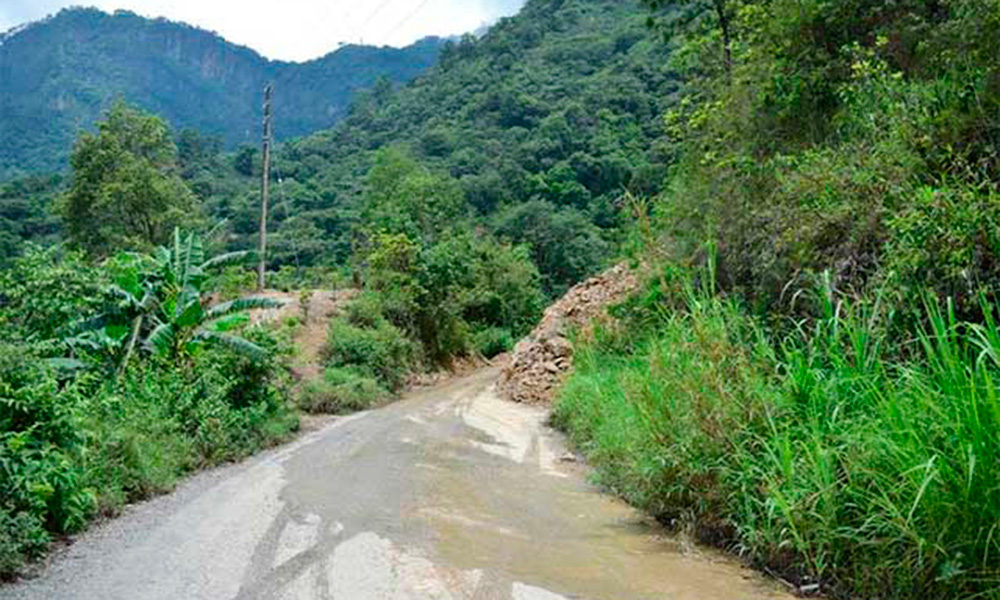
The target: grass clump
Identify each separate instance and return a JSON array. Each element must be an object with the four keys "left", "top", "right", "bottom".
[
  {"left": 299, "top": 367, "right": 391, "bottom": 414},
  {"left": 555, "top": 274, "right": 1000, "bottom": 599}
]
